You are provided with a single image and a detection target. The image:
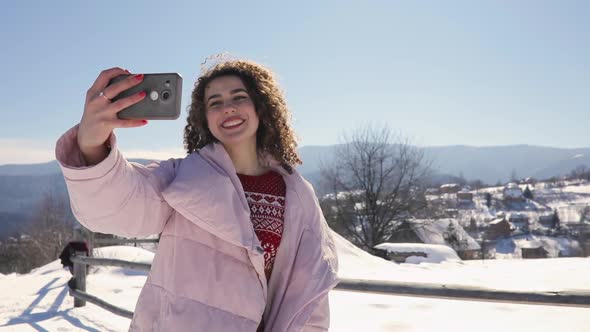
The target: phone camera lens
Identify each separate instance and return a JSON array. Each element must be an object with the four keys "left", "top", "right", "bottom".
[{"left": 162, "top": 91, "right": 170, "bottom": 100}]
